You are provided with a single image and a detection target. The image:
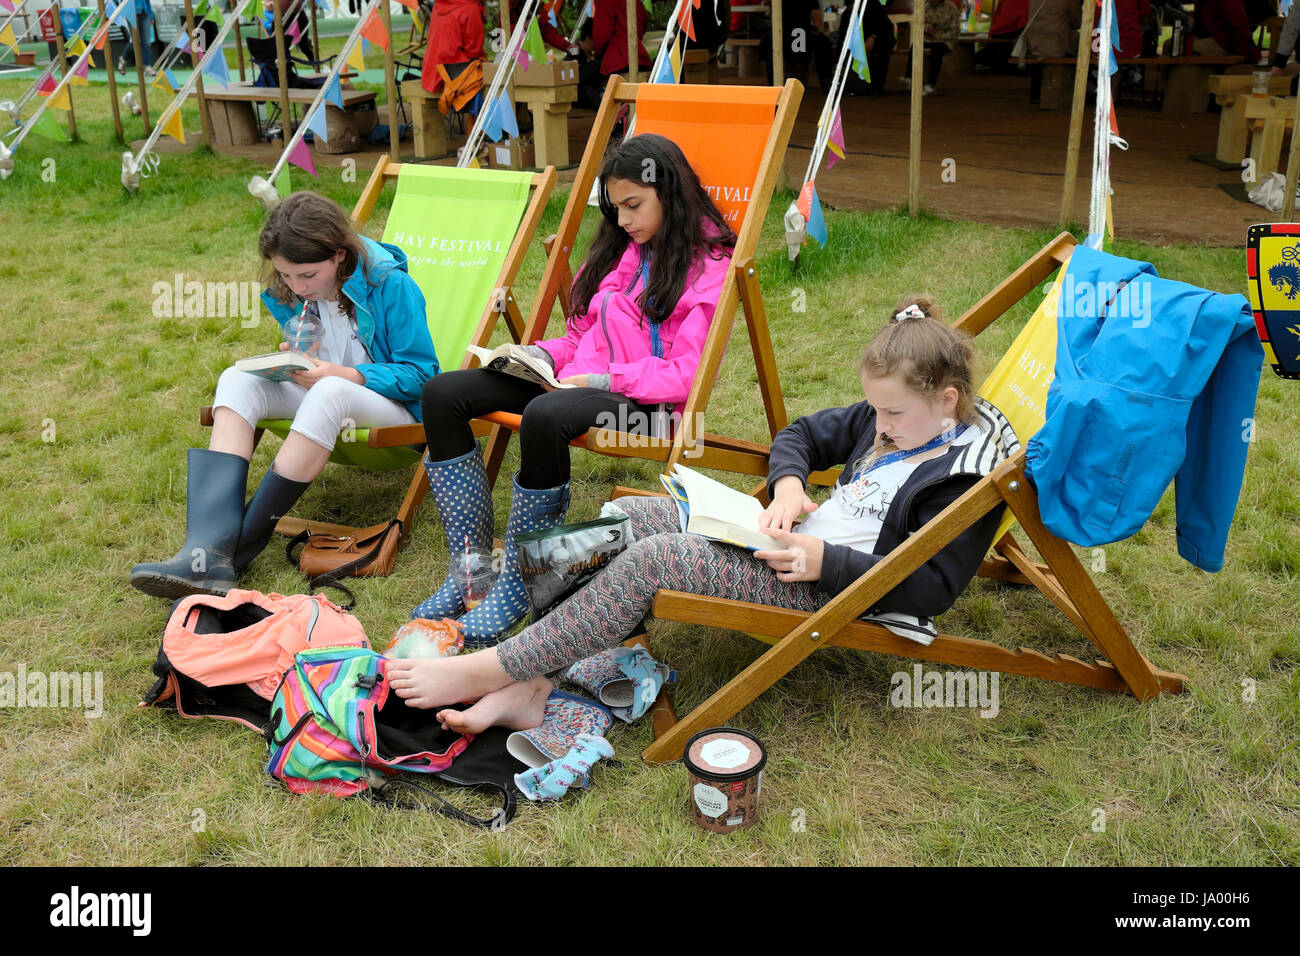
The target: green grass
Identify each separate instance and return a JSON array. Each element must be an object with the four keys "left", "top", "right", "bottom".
[{"left": 1, "top": 76, "right": 1297, "bottom": 866}]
